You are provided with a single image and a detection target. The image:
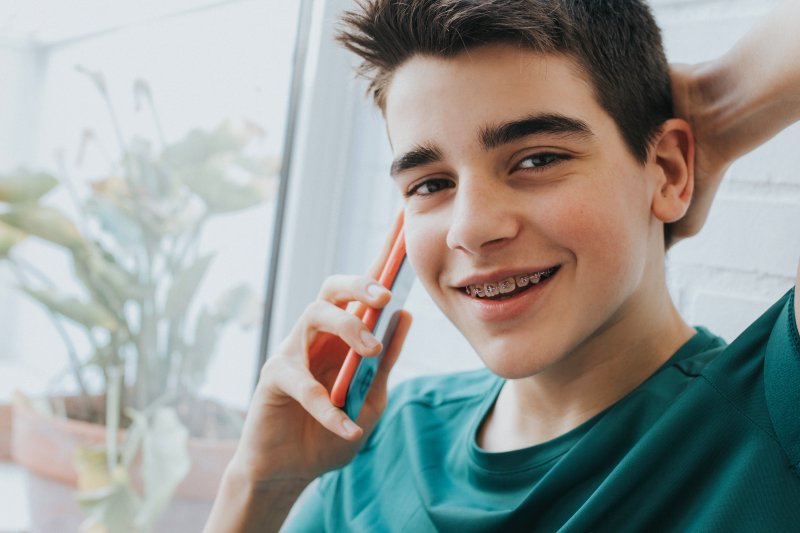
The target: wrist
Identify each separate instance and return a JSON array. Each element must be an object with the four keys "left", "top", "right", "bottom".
[
  {"left": 223, "top": 453, "right": 313, "bottom": 493},
  {"left": 694, "top": 38, "right": 800, "bottom": 166},
  {"left": 204, "top": 462, "right": 310, "bottom": 533},
  {"left": 688, "top": 57, "right": 764, "bottom": 171}
]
